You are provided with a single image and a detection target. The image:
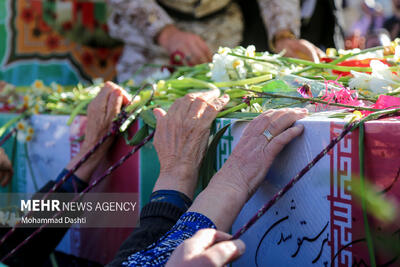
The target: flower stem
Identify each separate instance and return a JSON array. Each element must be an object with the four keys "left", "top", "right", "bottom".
[
  {"left": 228, "top": 52, "right": 283, "bottom": 66},
  {"left": 214, "top": 74, "right": 273, "bottom": 88},
  {"left": 282, "top": 56, "right": 397, "bottom": 73},
  {"left": 246, "top": 89, "right": 381, "bottom": 111},
  {"left": 331, "top": 46, "right": 384, "bottom": 65}
]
